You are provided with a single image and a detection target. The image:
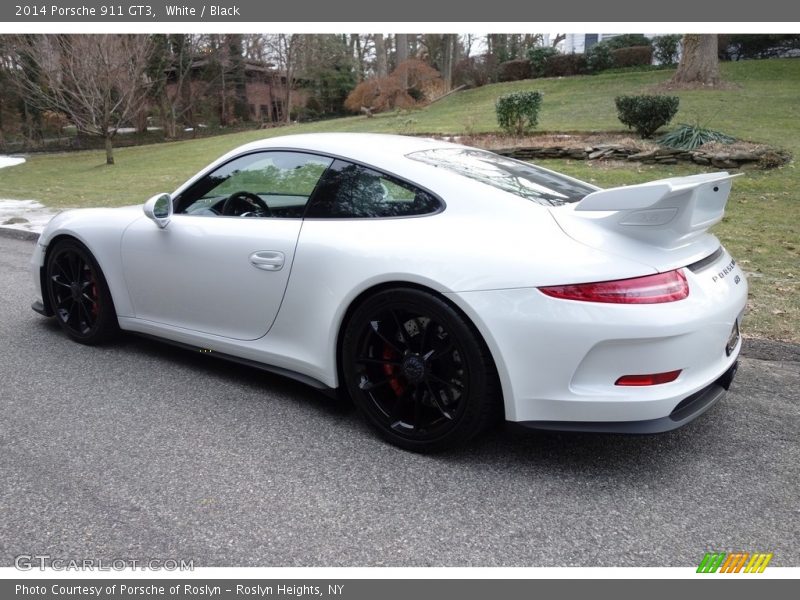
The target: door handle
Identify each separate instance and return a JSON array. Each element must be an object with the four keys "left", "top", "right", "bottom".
[{"left": 249, "top": 251, "right": 285, "bottom": 271}]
